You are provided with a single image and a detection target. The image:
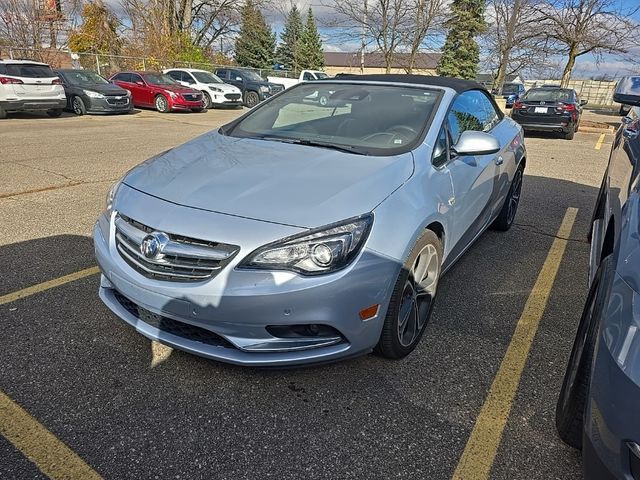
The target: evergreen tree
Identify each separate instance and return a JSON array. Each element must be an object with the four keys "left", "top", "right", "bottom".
[
  {"left": 436, "top": 0, "right": 486, "bottom": 79},
  {"left": 300, "top": 8, "right": 324, "bottom": 70},
  {"left": 276, "top": 5, "right": 304, "bottom": 71},
  {"left": 235, "top": 0, "right": 276, "bottom": 69}
]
